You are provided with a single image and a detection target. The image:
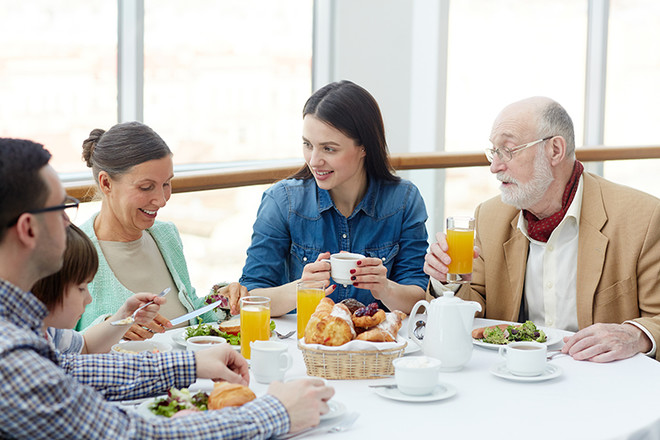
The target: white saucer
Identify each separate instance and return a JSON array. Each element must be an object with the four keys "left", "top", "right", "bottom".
[
  {"left": 374, "top": 383, "right": 457, "bottom": 402},
  {"left": 490, "top": 362, "right": 562, "bottom": 382},
  {"left": 320, "top": 400, "right": 346, "bottom": 421}
]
